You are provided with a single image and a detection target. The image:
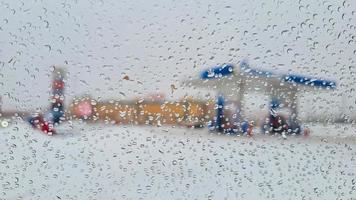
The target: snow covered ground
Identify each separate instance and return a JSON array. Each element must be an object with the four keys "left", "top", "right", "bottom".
[{"left": 1, "top": 121, "right": 355, "bottom": 200}]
